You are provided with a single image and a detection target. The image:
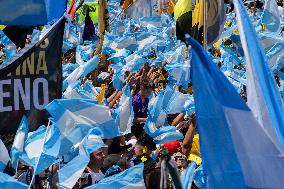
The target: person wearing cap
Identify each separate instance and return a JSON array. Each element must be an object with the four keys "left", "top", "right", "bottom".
[
  {"left": 78, "top": 131, "right": 109, "bottom": 188},
  {"left": 80, "top": 148, "right": 106, "bottom": 187}
]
